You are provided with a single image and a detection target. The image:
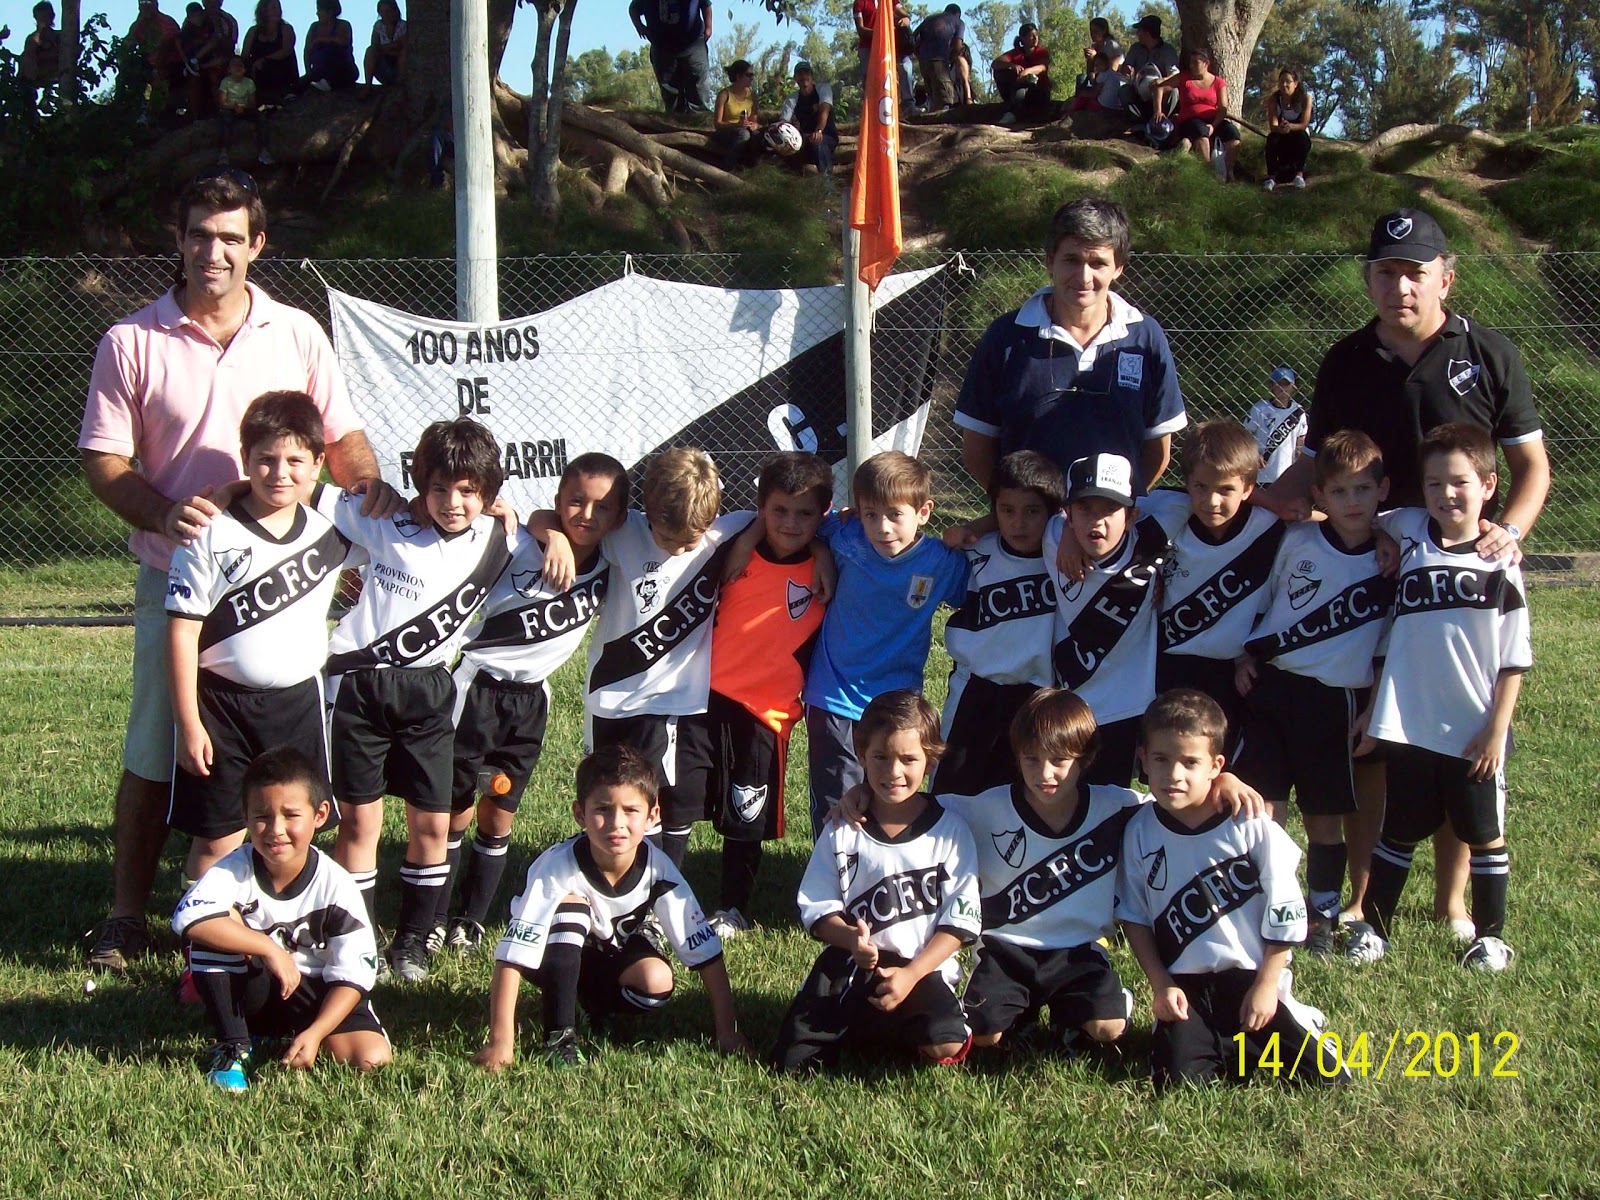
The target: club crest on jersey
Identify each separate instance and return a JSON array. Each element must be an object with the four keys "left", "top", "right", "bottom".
[
  {"left": 992, "top": 826, "right": 1027, "bottom": 869},
  {"left": 732, "top": 783, "right": 767, "bottom": 823},
  {"left": 215, "top": 548, "right": 252, "bottom": 584},
  {"left": 1386, "top": 215, "right": 1413, "bottom": 241},
  {"left": 392, "top": 511, "right": 423, "bottom": 538},
  {"left": 839, "top": 851, "right": 860, "bottom": 892},
  {"left": 1288, "top": 560, "right": 1321, "bottom": 610},
  {"left": 511, "top": 569, "right": 541, "bottom": 597},
  {"left": 1117, "top": 351, "right": 1144, "bottom": 390},
  {"left": 906, "top": 575, "right": 934, "bottom": 609},
  {"left": 786, "top": 579, "right": 813, "bottom": 620},
  {"left": 635, "top": 575, "right": 660, "bottom": 612},
  {"left": 1061, "top": 575, "right": 1084, "bottom": 603},
  {"left": 965, "top": 549, "right": 992, "bottom": 575},
  {"left": 1447, "top": 359, "right": 1481, "bottom": 396},
  {"left": 1144, "top": 847, "right": 1168, "bottom": 890}
]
